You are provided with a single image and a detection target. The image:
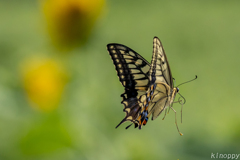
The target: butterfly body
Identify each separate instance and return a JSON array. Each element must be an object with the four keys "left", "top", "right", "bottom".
[{"left": 136, "top": 82, "right": 179, "bottom": 129}]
